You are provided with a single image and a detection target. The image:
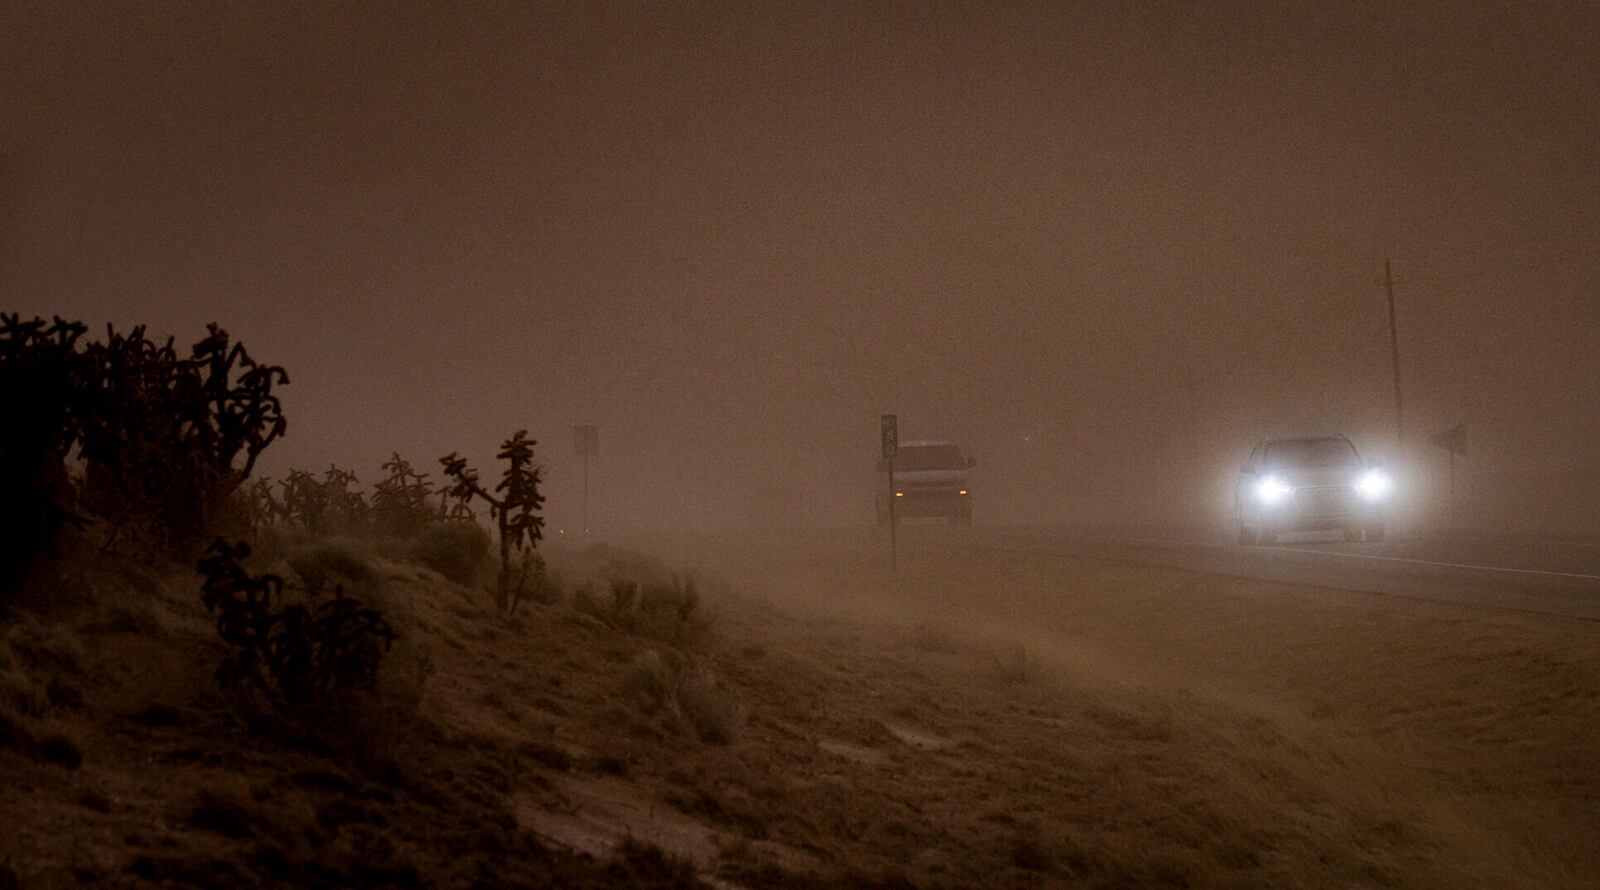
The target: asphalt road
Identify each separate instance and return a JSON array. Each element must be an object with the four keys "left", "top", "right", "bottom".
[{"left": 915, "top": 524, "right": 1600, "bottom": 622}]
